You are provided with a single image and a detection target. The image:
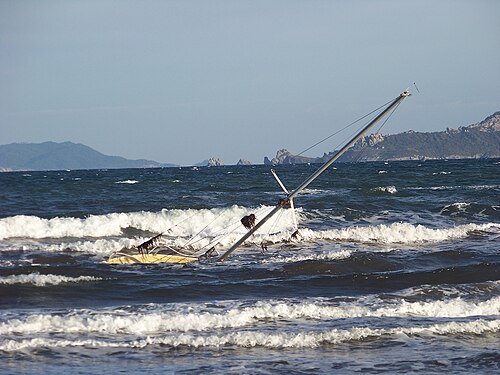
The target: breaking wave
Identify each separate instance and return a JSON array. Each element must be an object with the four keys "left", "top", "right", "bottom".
[
  {"left": 2, "top": 296, "right": 498, "bottom": 337},
  {"left": 115, "top": 180, "right": 139, "bottom": 184},
  {"left": 0, "top": 208, "right": 498, "bottom": 255},
  {"left": 1, "top": 318, "right": 497, "bottom": 351},
  {"left": 372, "top": 186, "right": 398, "bottom": 194},
  {"left": 0, "top": 272, "right": 103, "bottom": 286},
  {"left": 0, "top": 206, "right": 295, "bottom": 241},
  {"left": 301, "top": 222, "right": 499, "bottom": 244},
  {"left": 263, "top": 250, "right": 352, "bottom": 263}
]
